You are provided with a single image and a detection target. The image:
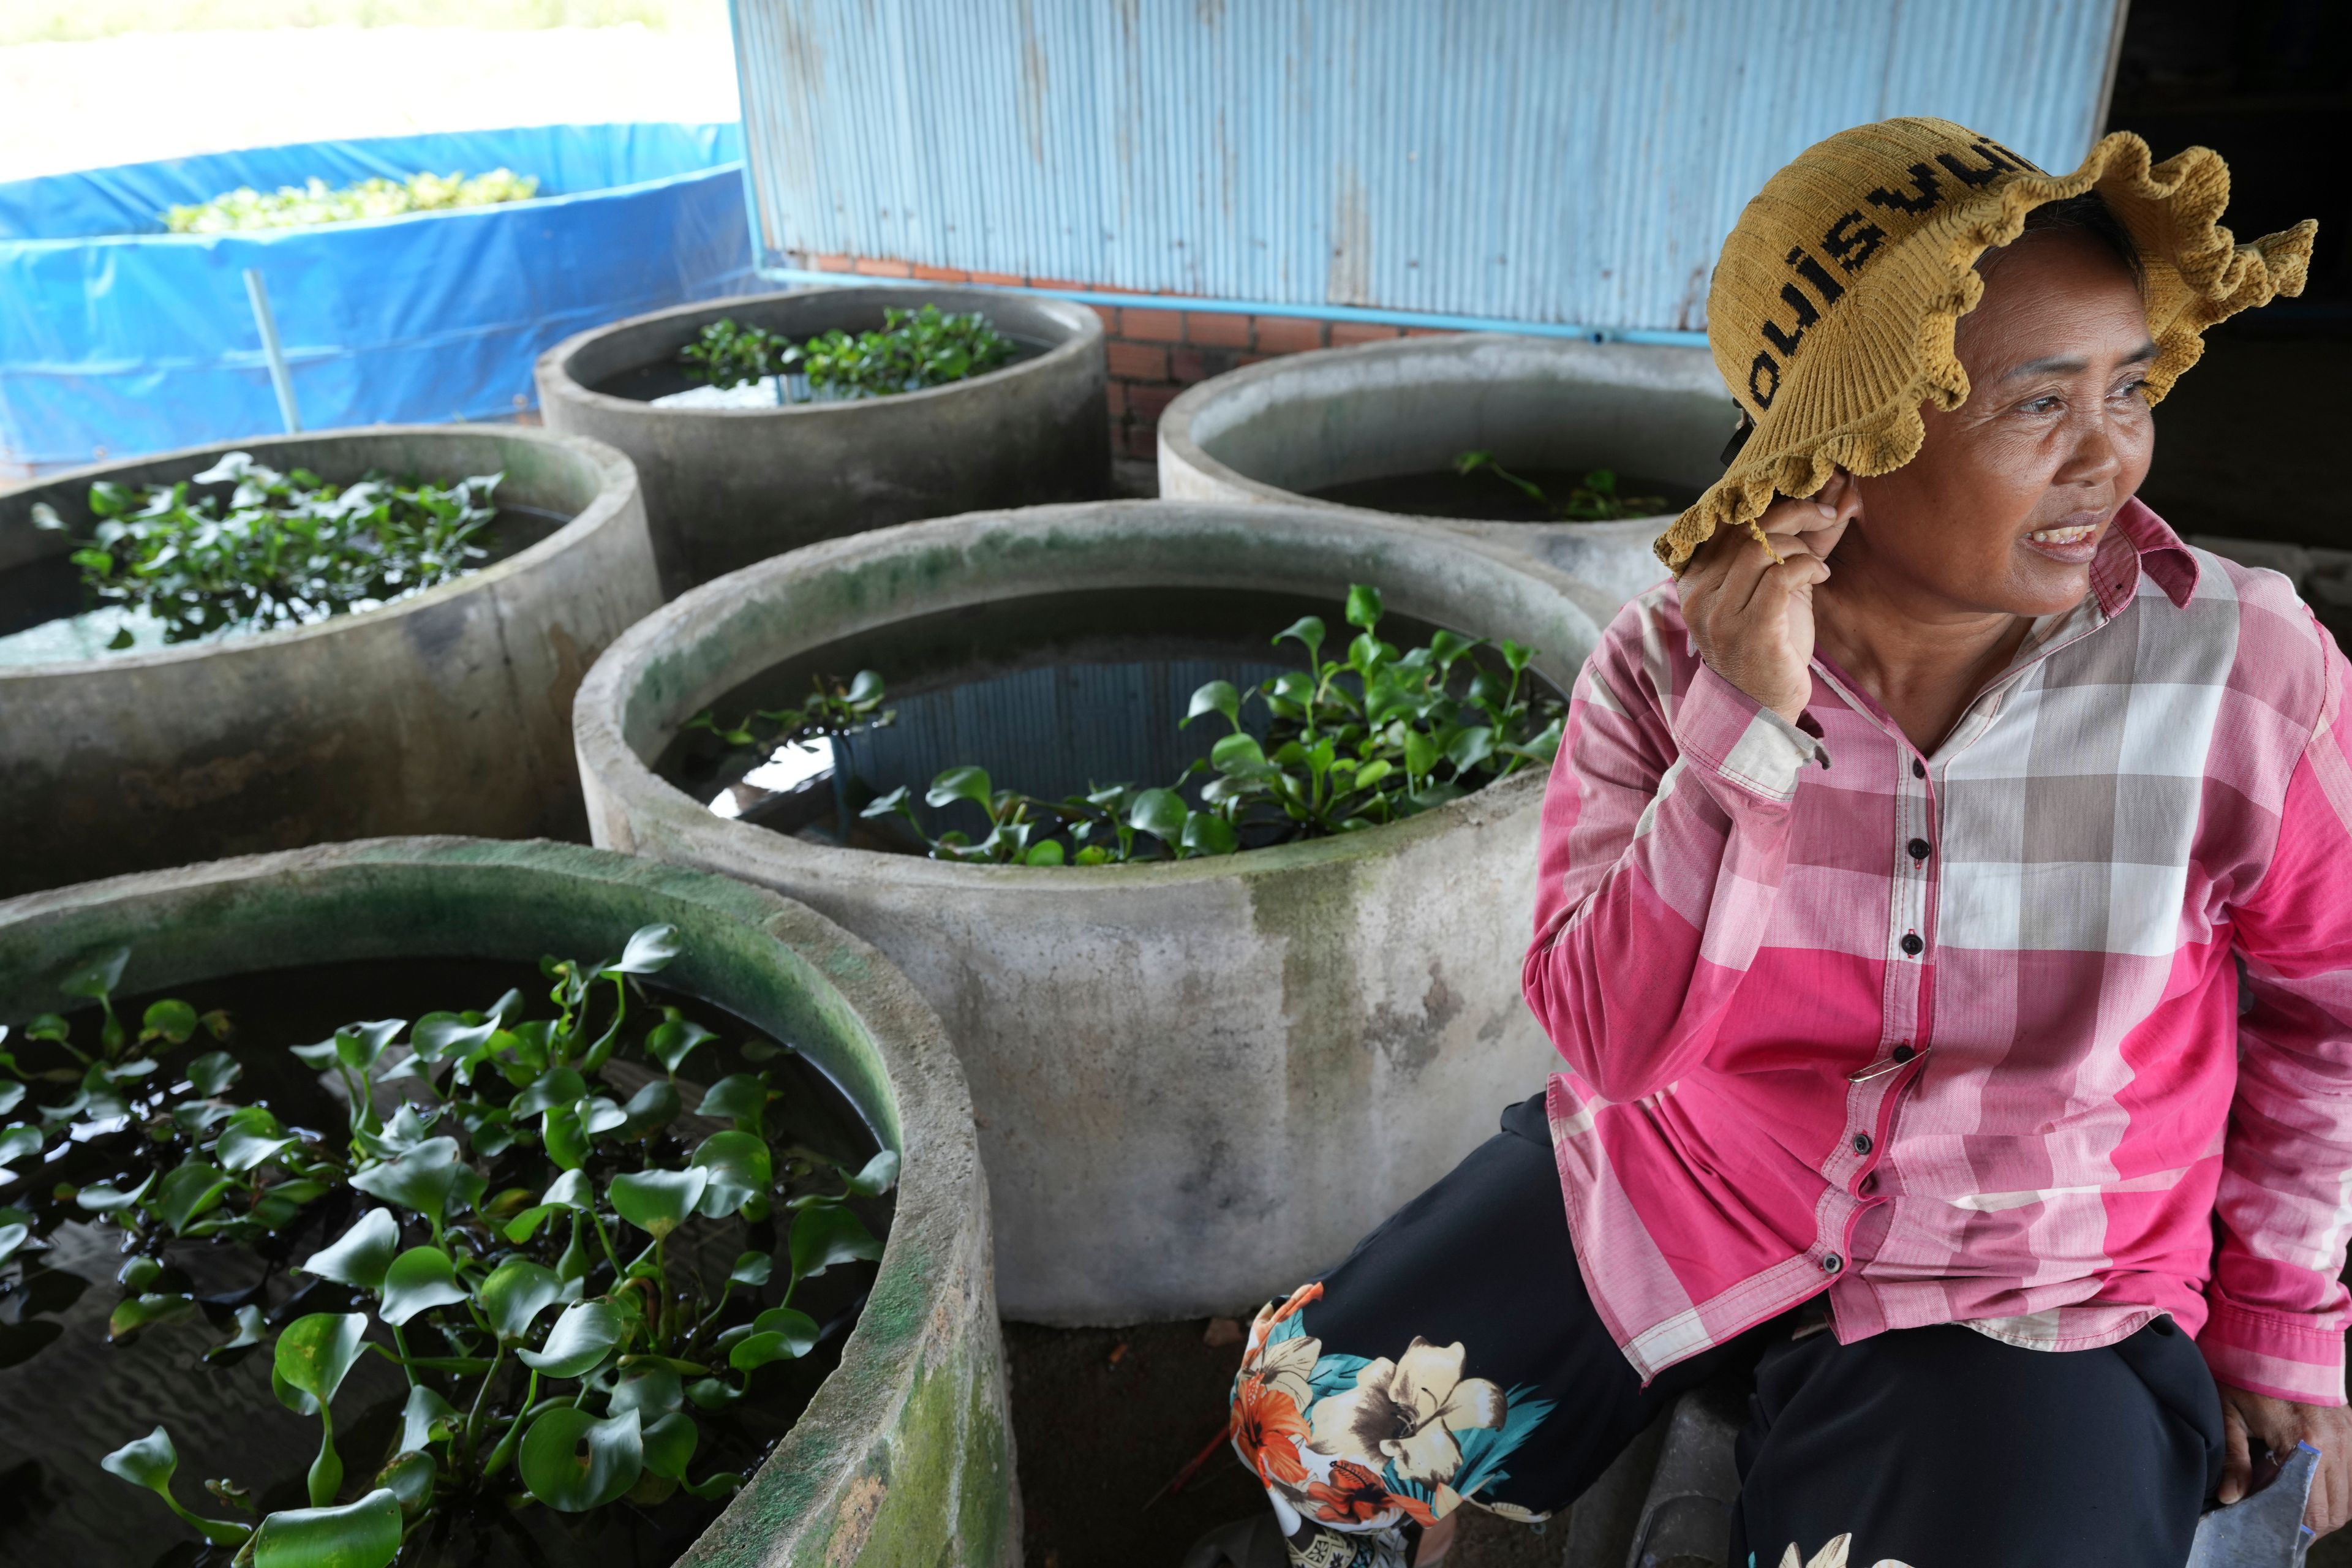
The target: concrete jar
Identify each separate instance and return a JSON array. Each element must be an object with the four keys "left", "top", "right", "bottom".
[
  {"left": 536, "top": 286, "right": 1110, "bottom": 597},
  {"left": 0, "top": 837, "right": 1015, "bottom": 1568},
  {"left": 0, "top": 427, "right": 662, "bottom": 898},
  {"left": 1157, "top": 333, "right": 1734, "bottom": 609},
  {"left": 573, "top": 500, "right": 1610, "bottom": 1324}
]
